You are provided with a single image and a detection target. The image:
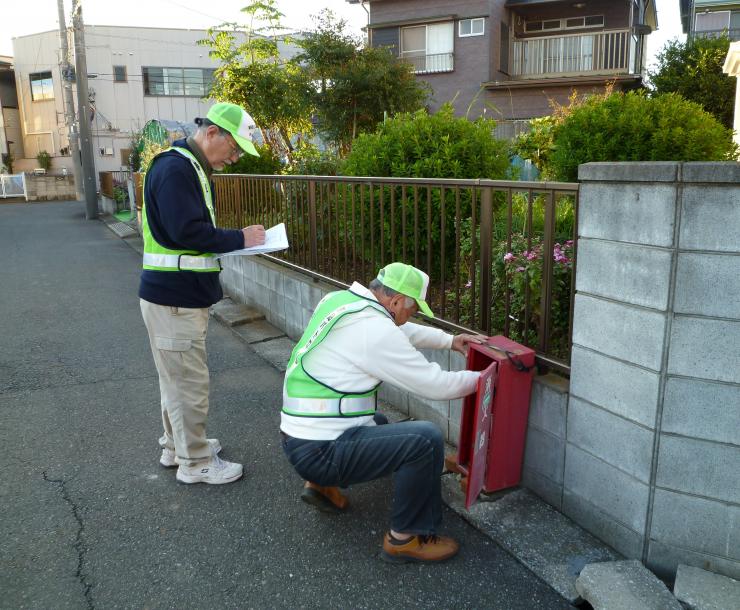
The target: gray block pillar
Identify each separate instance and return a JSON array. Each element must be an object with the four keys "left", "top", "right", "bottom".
[{"left": 566, "top": 162, "right": 740, "bottom": 580}]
